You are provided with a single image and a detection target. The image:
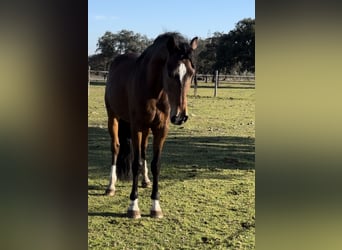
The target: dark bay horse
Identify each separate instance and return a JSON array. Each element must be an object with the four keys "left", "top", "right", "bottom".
[{"left": 104, "top": 32, "right": 198, "bottom": 218}]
